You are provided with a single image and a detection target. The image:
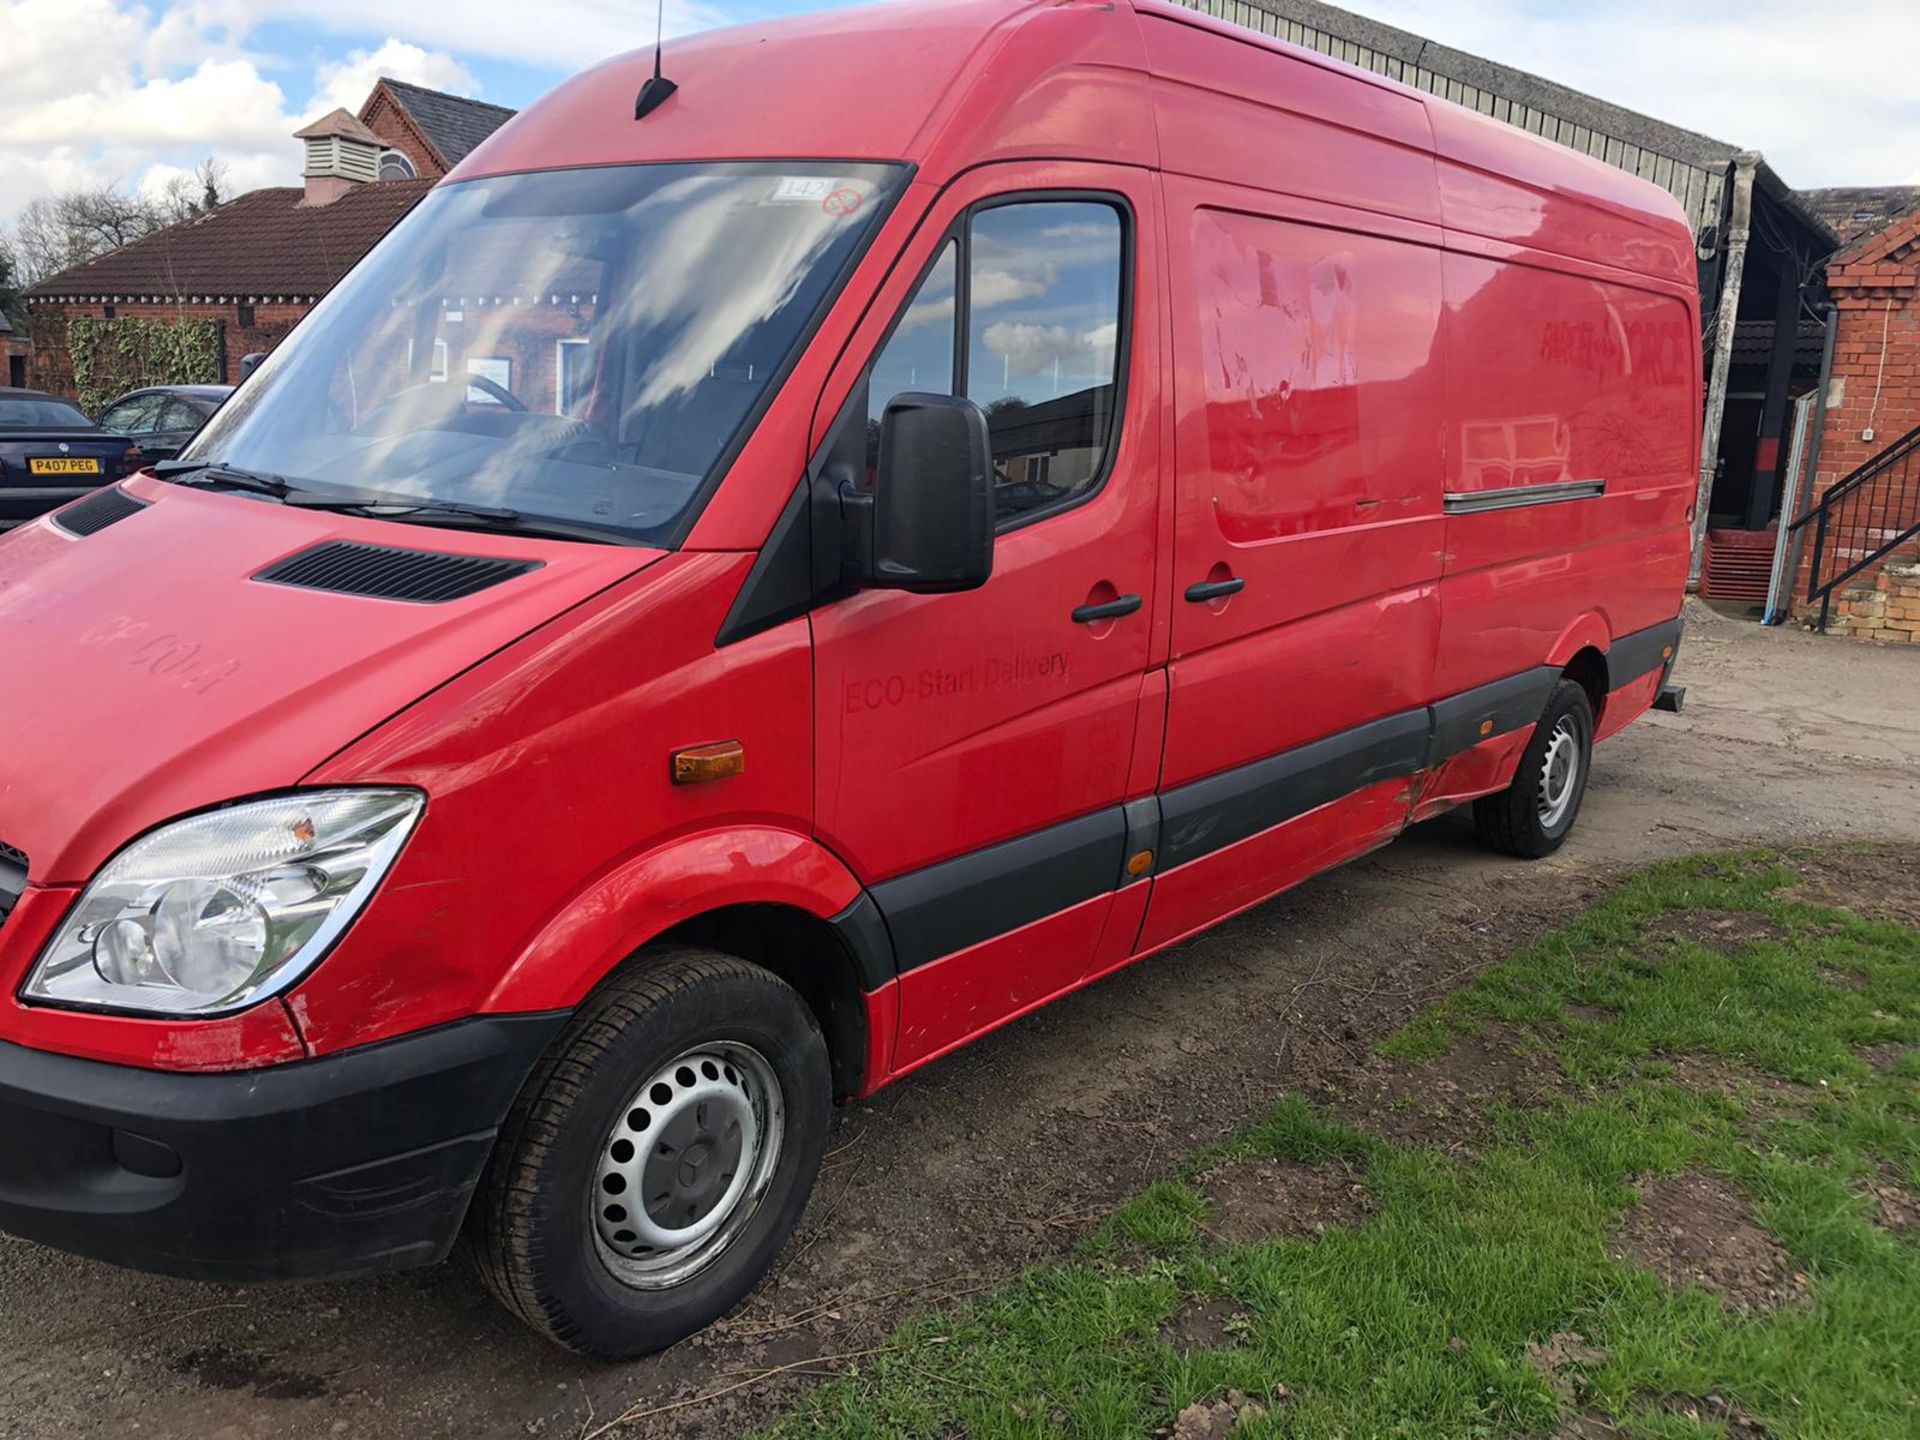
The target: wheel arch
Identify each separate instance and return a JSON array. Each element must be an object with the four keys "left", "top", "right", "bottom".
[
  {"left": 482, "top": 826, "right": 893, "bottom": 1097},
  {"left": 1544, "top": 612, "right": 1613, "bottom": 727}
]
